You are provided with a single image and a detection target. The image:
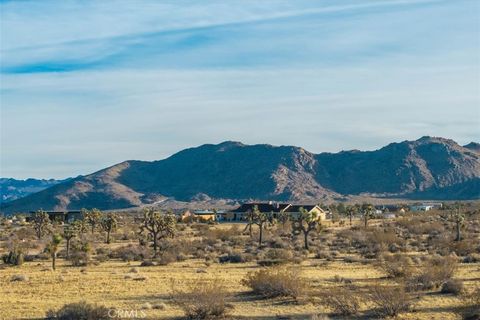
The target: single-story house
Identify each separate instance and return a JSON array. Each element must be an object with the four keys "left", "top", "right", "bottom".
[
  {"left": 283, "top": 205, "right": 327, "bottom": 221},
  {"left": 225, "top": 202, "right": 326, "bottom": 222},
  {"left": 27, "top": 211, "right": 82, "bottom": 223}
]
